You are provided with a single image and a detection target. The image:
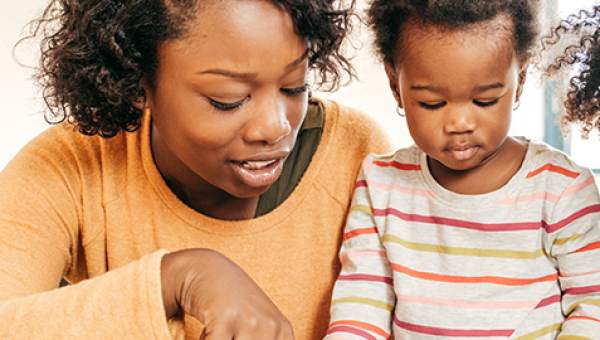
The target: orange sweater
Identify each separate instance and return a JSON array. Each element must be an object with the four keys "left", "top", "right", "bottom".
[{"left": 0, "top": 98, "right": 394, "bottom": 340}]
